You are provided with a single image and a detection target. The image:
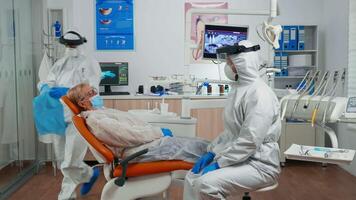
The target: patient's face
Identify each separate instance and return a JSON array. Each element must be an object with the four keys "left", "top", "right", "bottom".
[{"left": 77, "top": 84, "right": 97, "bottom": 111}]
